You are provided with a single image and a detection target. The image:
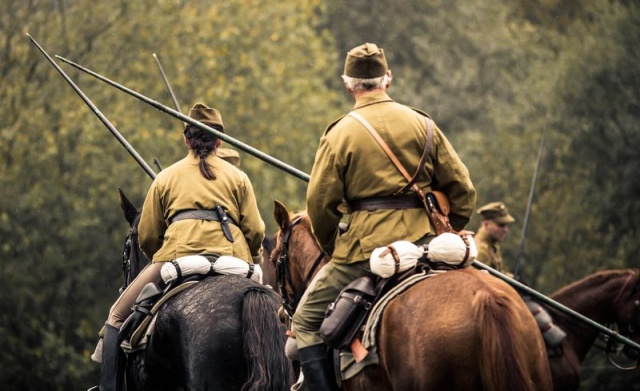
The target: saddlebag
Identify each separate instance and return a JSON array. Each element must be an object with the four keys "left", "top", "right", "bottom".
[
  {"left": 119, "top": 282, "right": 163, "bottom": 343},
  {"left": 319, "top": 275, "right": 377, "bottom": 349}
]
